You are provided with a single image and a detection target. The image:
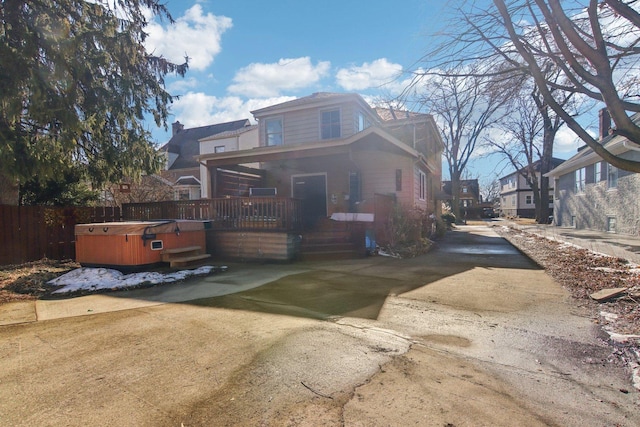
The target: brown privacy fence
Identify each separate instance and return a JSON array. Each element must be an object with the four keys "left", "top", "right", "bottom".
[{"left": 0, "top": 205, "right": 120, "bottom": 266}]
